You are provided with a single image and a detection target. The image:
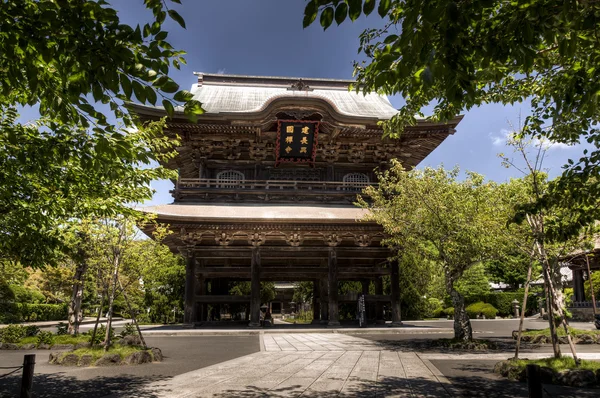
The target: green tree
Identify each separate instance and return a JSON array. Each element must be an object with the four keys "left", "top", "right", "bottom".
[
  {"left": 500, "top": 133, "right": 595, "bottom": 359},
  {"left": 360, "top": 162, "right": 506, "bottom": 340},
  {"left": 455, "top": 262, "right": 490, "bottom": 303},
  {"left": 485, "top": 251, "right": 533, "bottom": 291},
  {"left": 303, "top": 0, "right": 600, "bottom": 225},
  {"left": 0, "top": 0, "right": 202, "bottom": 268}
]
